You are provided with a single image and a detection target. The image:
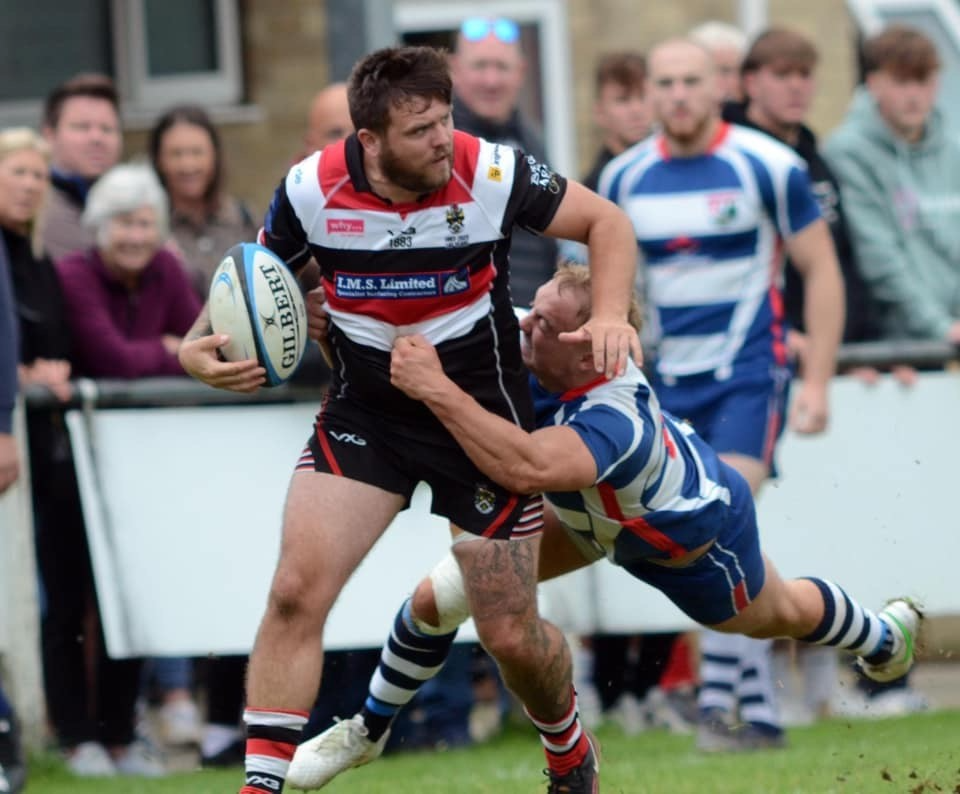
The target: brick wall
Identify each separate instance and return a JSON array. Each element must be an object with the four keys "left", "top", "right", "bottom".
[
  {"left": 122, "top": 1, "right": 862, "bottom": 220},
  {"left": 567, "top": 0, "right": 860, "bottom": 174},
  {"left": 124, "top": 0, "right": 334, "bottom": 219}
]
